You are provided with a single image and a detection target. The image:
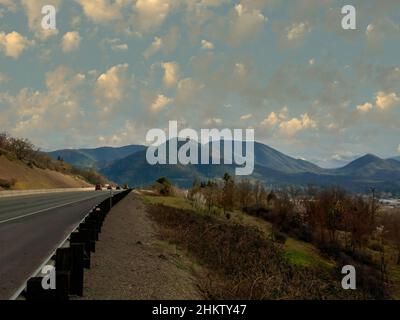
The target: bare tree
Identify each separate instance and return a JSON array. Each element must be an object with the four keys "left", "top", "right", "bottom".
[
  {"left": 221, "top": 173, "right": 235, "bottom": 214},
  {"left": 383, "top": 212, "right": 400, "bottom": 265},
  {"left": 0, "top": 132, "right": 9, "bottom": 150},
  {"left": 237, "top": 179, "right": 252, "bottom": 210},
  {"left": 343, "top": 196, "right": 372, "bottom": 253},
  {"left": 204, "top": 181, "right": 218, "bottom": 213},
  {"left": 8, "top": 137, "right": 35, "bottom": 161}
]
